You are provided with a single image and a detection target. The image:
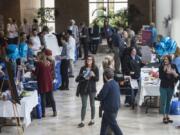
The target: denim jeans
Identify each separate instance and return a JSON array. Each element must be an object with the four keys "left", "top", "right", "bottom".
[
  {"left": 80, "top": 92, "right": 96, "bottom": 121},
  {"left": 100, "top": 111, "right": 123, "bottom": 135},
  {"left": 160, "top": 87, "right": 174, "bottom": 114}
]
